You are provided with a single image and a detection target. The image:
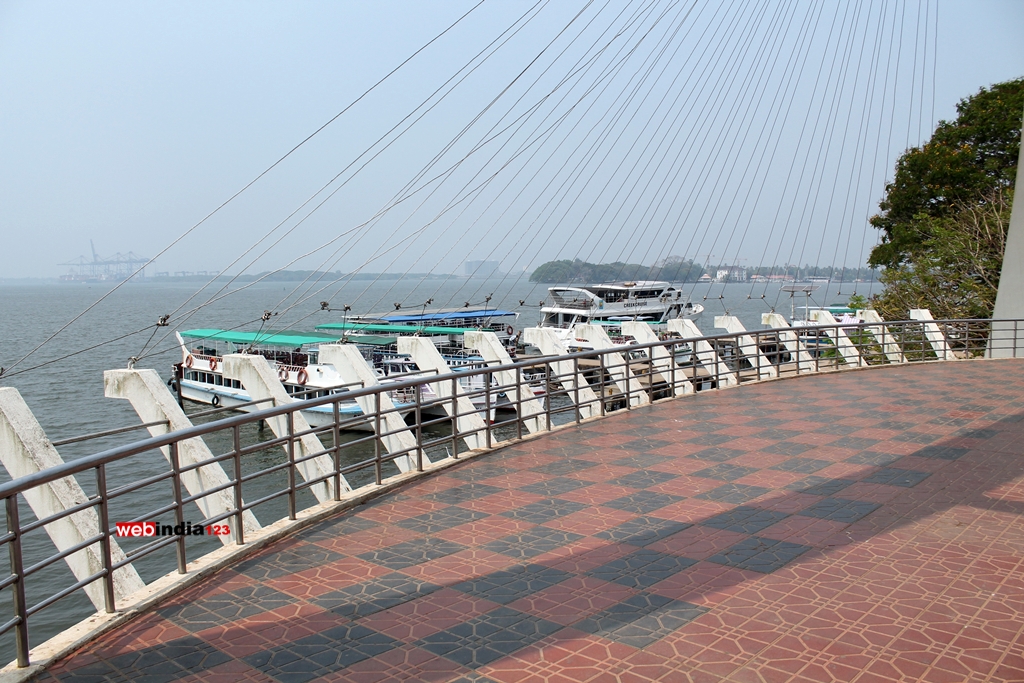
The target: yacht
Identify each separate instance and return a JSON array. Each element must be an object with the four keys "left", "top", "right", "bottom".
[{"left": 540, "top": 281, "right": 703, "bottom": 330}]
